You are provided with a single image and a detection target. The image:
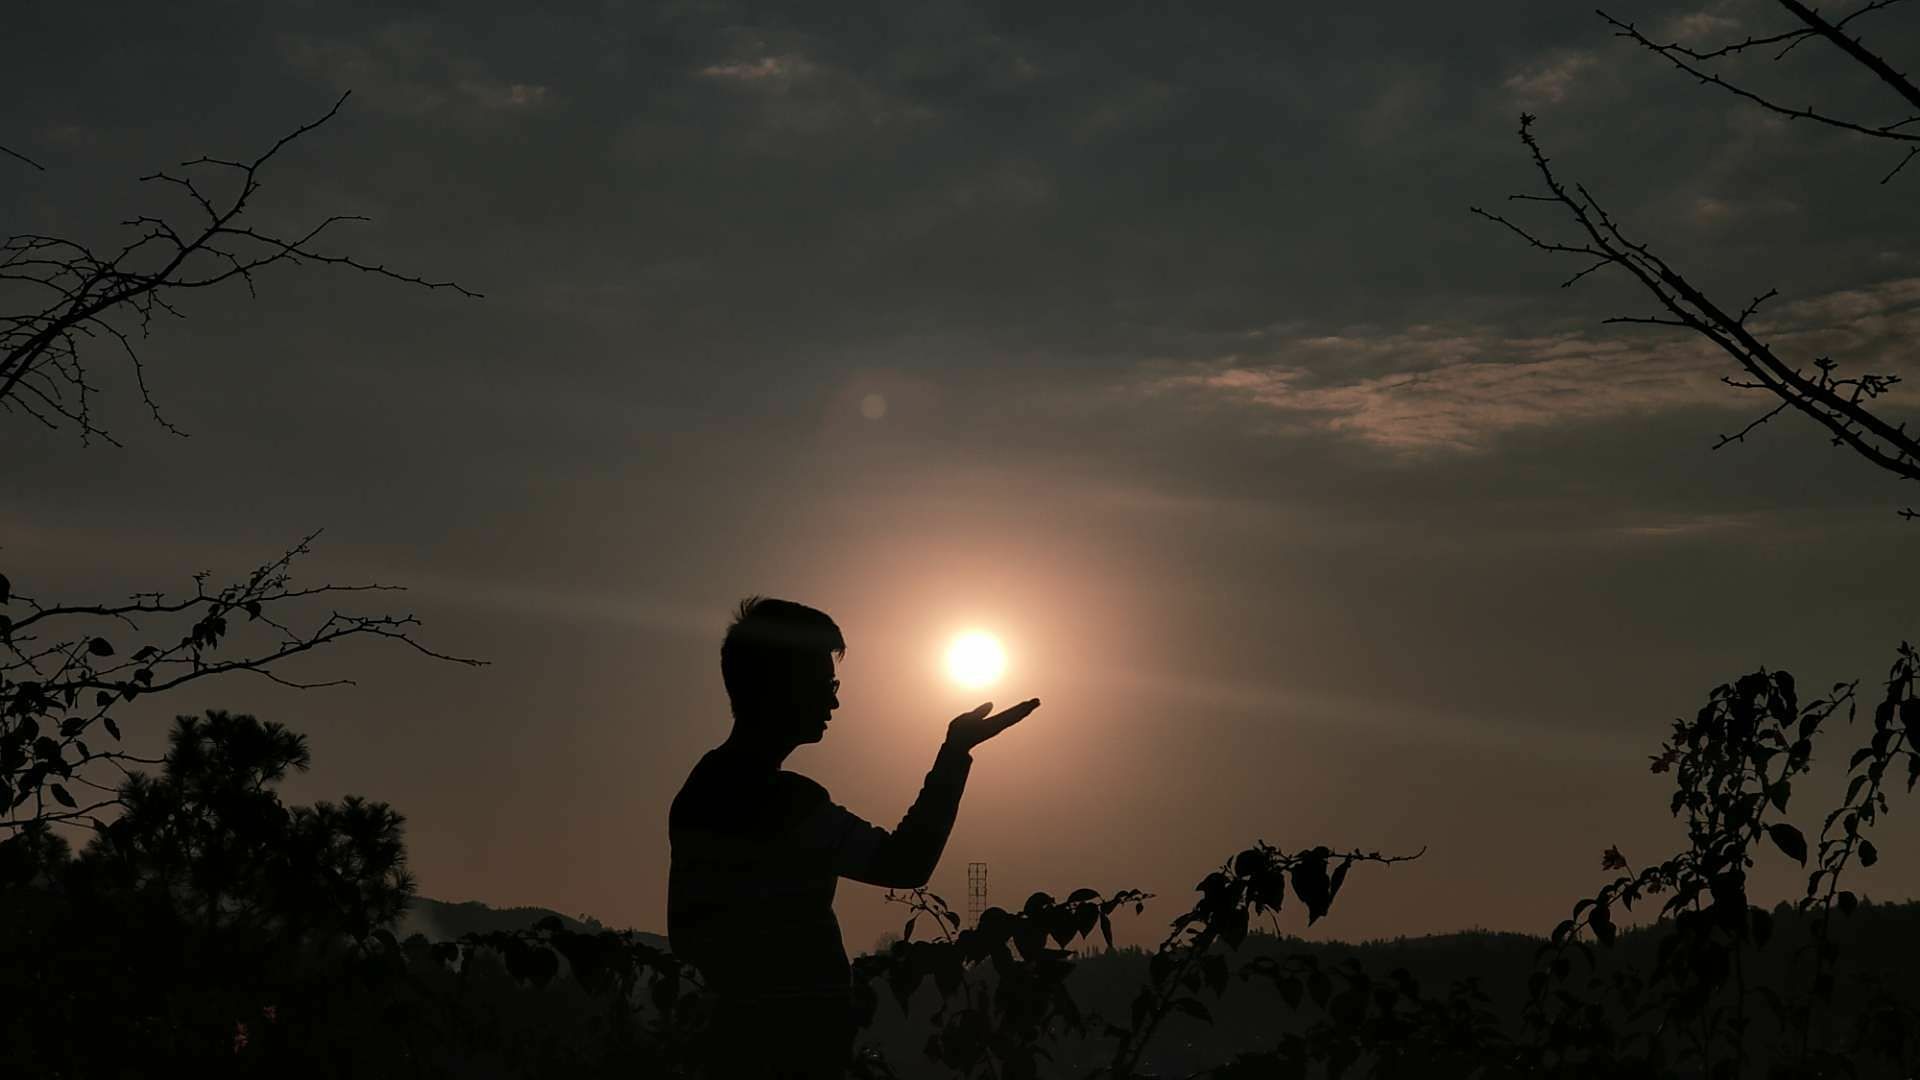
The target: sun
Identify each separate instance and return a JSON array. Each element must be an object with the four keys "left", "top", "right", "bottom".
[{"left": 945, "top": 631, "right": 1007, "bottom": 689}]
